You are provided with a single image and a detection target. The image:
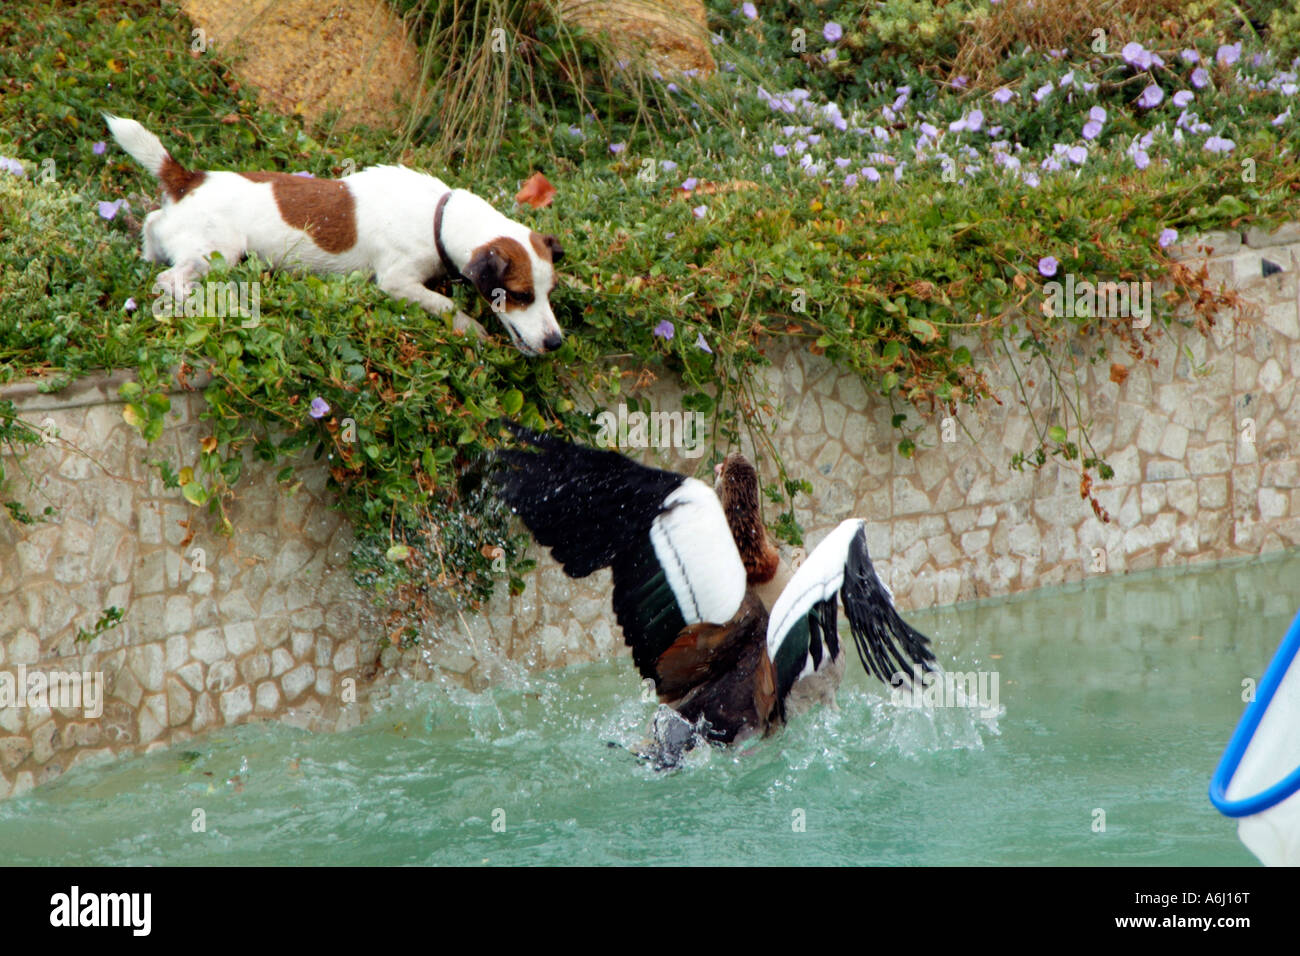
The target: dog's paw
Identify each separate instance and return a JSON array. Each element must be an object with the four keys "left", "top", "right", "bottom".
[
  {"left": 451, "top": 311, "right": 488, "bottom": 340},
  {"left": 154, "top": 268, "right": 196, "bottom": 304}
]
